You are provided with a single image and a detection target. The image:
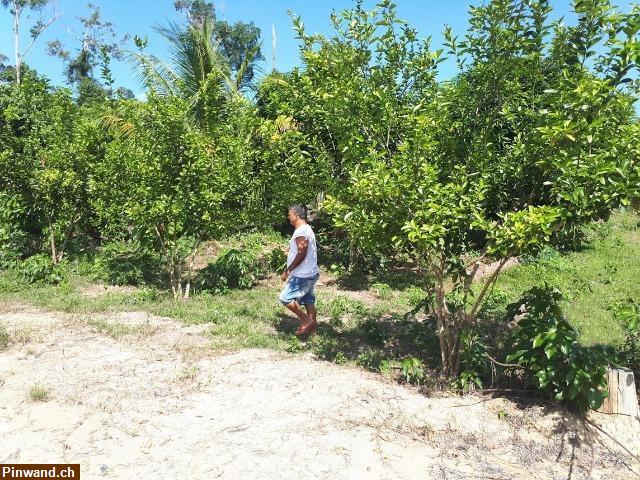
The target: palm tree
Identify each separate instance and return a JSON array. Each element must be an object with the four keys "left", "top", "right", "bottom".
[{"left": 126, "top": 17, "right": 261, "bottom": 127}]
